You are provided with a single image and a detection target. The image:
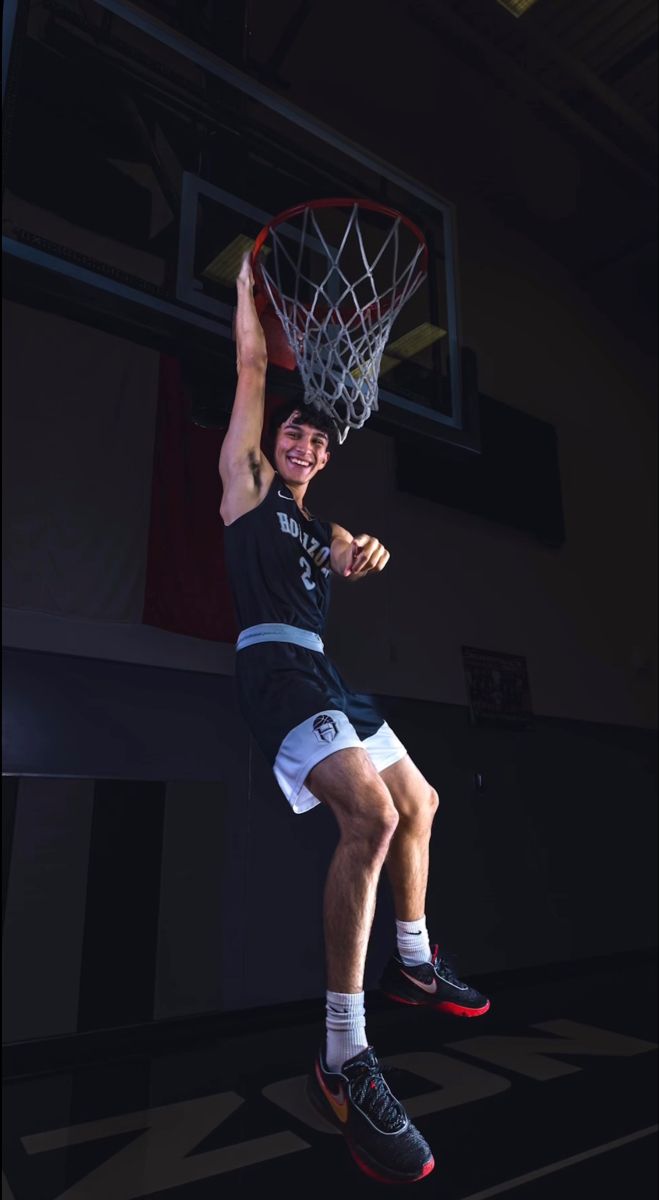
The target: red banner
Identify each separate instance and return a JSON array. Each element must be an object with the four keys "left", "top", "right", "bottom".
[{"left": 142, "top": 355, "right": 238, "bottom": 643}]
